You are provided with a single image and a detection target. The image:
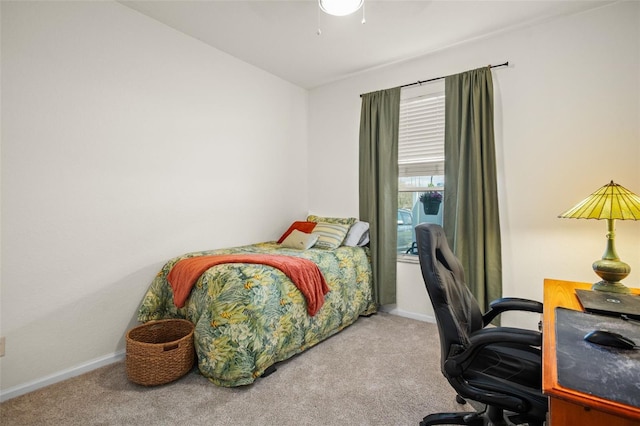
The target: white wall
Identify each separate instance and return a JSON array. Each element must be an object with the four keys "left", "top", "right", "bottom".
[
  {"left": 2, "top": 0, "right": 639, "bottom": 401},
  {"left": 0, "top": 1, "right": 308, "bottom": 397},
  {"left": 309, "top": 2, "right": 640, "bottom": 327}
]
